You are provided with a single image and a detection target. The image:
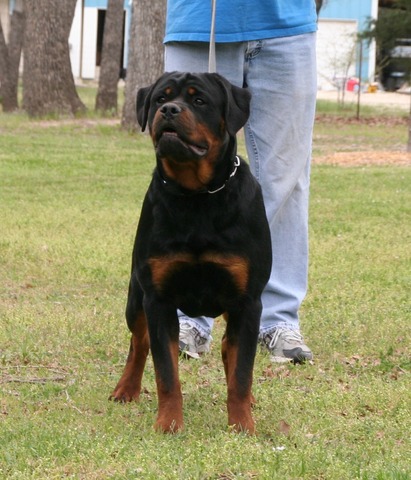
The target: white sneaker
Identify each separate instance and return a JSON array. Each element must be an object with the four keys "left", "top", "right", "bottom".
[
  {"left": 179, "top": 321, "right": 212, "bottom": 359},
  {"left": 259, "top": 327, "right": 313, "bottom": 364}
]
